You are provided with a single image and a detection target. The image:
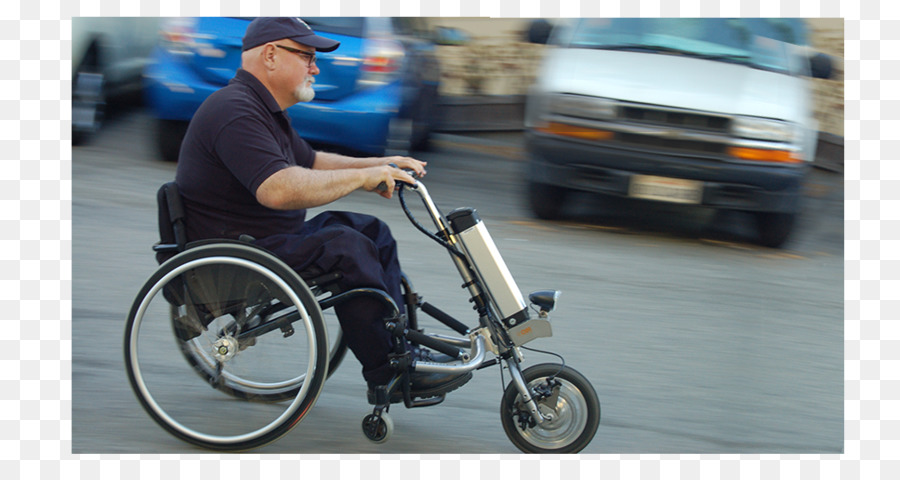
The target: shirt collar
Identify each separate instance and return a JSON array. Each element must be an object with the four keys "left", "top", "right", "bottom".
[{"left": 231, "top": 68, "right": 284, "bottom": 114}]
